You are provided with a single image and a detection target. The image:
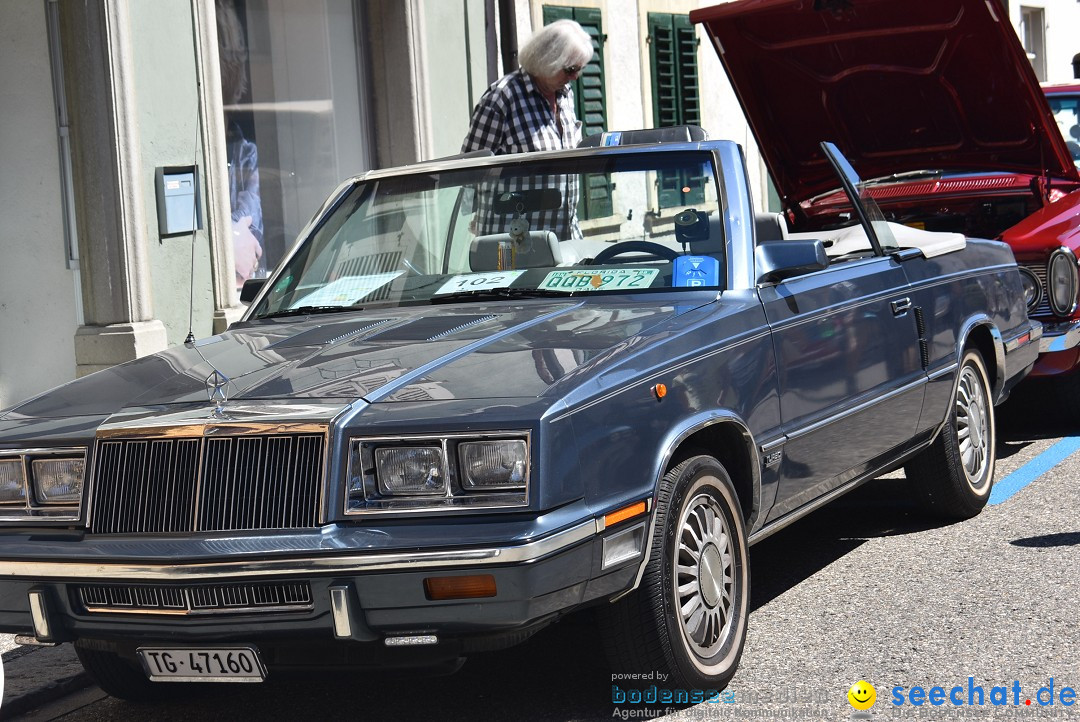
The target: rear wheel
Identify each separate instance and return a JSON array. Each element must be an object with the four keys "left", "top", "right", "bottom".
[
  {"left": 599, "top": 455, "right": 749, "bottom": 690},
  {"left": 905, "top": 349, "right": 996, "bottom": 519}
]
